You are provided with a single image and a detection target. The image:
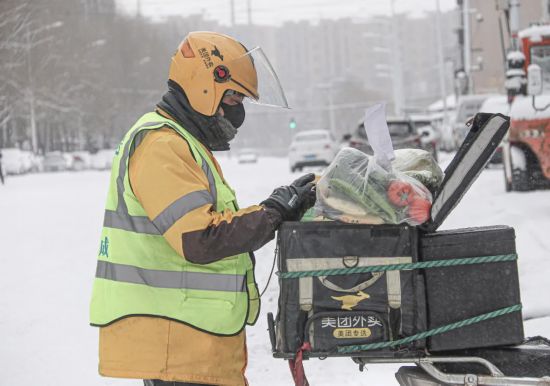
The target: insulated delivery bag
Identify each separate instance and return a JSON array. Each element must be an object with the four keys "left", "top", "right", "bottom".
[{"left": 268, "top": 113, "right": 524, "bottom": 361}]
